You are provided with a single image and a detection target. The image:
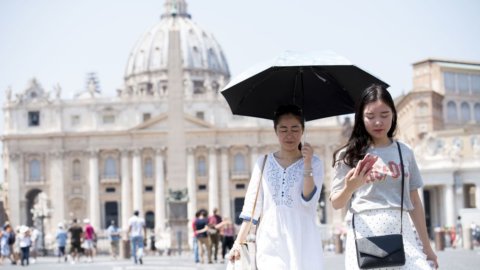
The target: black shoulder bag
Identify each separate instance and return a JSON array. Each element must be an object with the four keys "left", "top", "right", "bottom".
[{"left": 352, "top": 141, "right": 406, "bottom": 269}]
